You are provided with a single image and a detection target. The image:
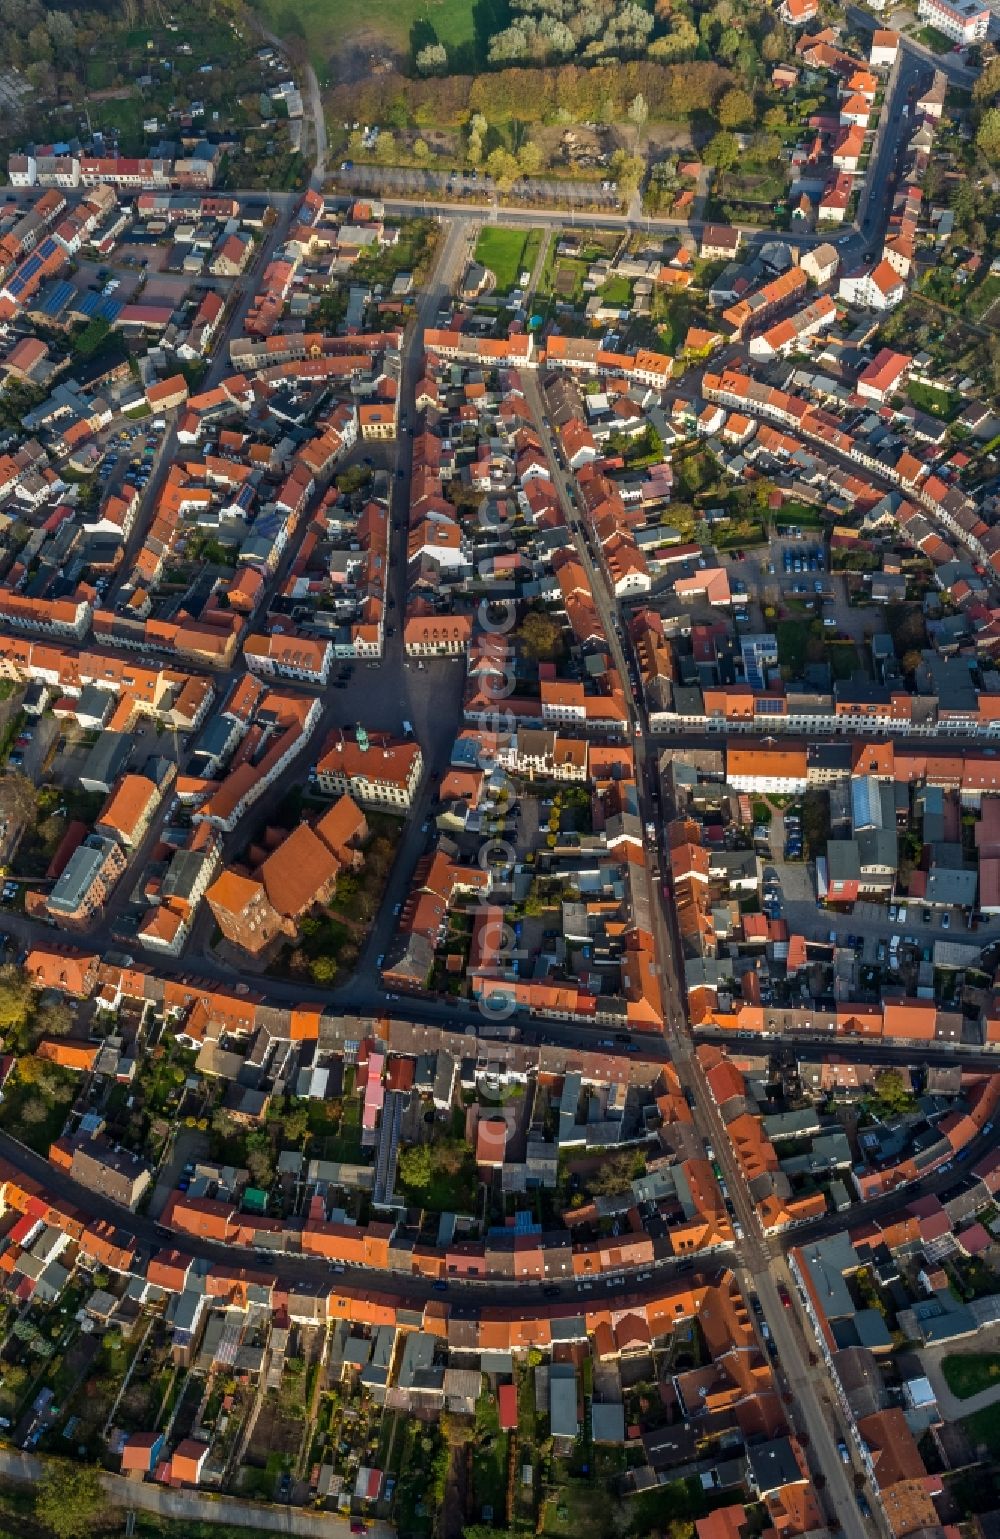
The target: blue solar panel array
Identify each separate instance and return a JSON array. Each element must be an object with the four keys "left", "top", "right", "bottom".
[
  {"left": 76, "top": 291, "right": 123, "bottom": 323},
  {"left": 37, "top": 280, "right": 74, "bottom": 317}
]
